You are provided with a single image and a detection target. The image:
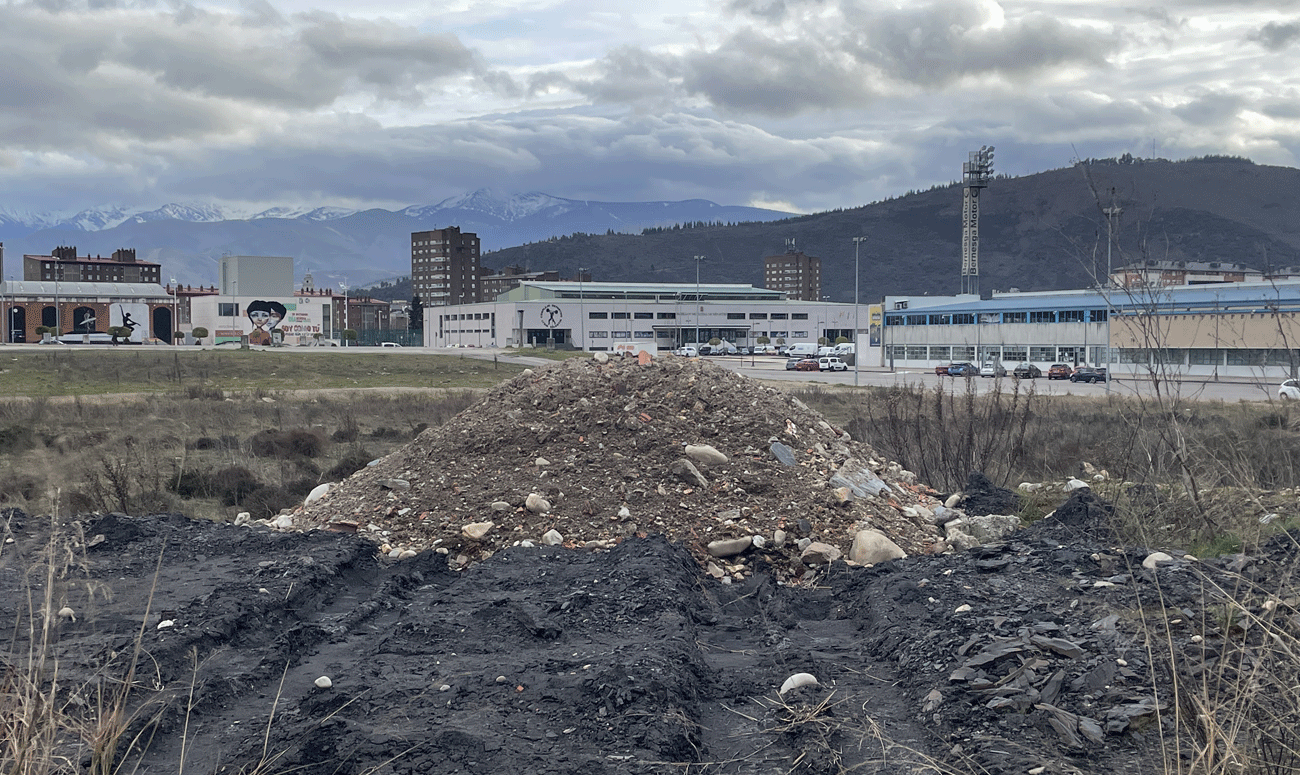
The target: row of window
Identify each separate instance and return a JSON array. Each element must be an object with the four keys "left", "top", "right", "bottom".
[
  {"left": 887, "top": 309, "right": 1109, "bottom": 326},
  {"left": 886, "top": 344, "right": 1109, "bottom": 364}
]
